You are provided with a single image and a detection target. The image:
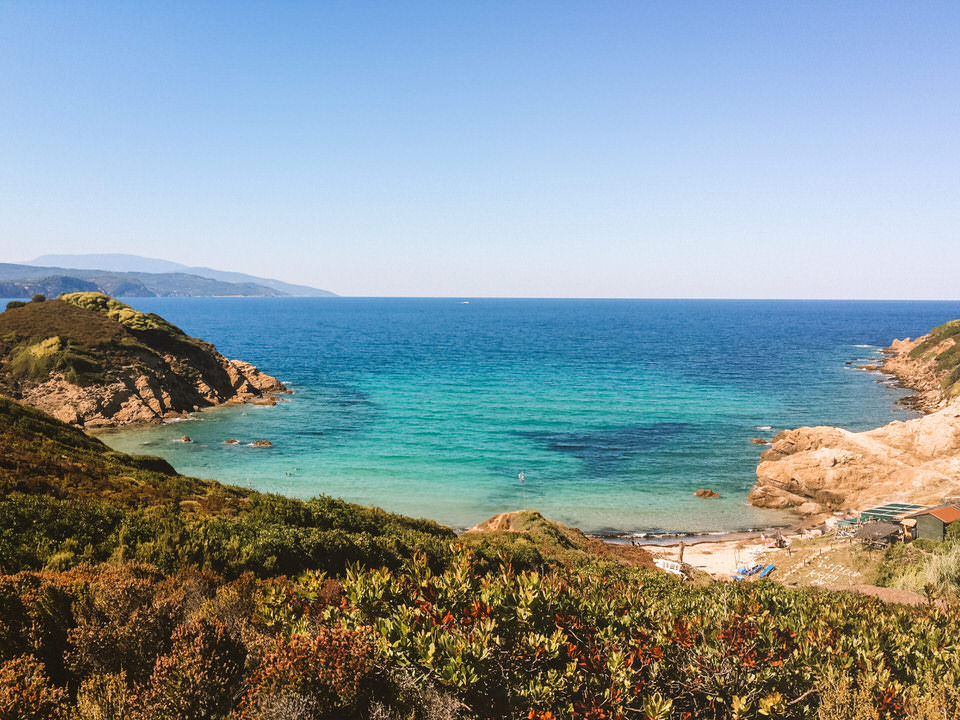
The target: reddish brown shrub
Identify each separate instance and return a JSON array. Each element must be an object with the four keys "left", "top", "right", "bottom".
[
  {"left": 73, "top": 672, "right": 132, "bottom": 720},
  {"left": 0, "top": 654, "right": 65, "bottom": 720},
  {"left": 137, "top": 618, "right": 246, "bottom": 720},
  {"left": 65, "top": 565, "right": 185, "bottom": 684},
  {"left": 239, "top": 628, "right": 378, "bottom": 720},
  {"left": 0, "top": 573, "right": 73, "bottom": 685}
]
